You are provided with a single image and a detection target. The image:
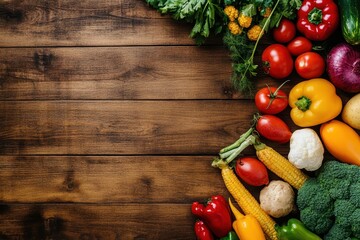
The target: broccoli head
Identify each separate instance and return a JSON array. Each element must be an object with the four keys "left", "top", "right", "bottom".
[{"left": 297, "top": 161, "right": 360, "bottom": 240}]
